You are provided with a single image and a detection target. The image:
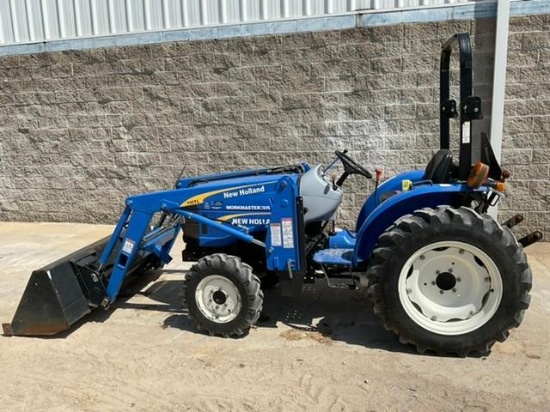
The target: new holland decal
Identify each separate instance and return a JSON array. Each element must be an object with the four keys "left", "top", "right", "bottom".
[
  {"left": 181, "top": 182, "right": 275, "bottom": 208},
  {"left": 218, "top": 213, "right": 271, "bottom": 226}
]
